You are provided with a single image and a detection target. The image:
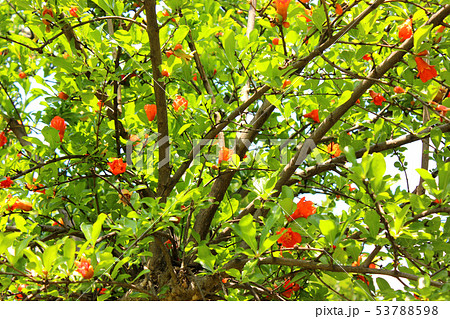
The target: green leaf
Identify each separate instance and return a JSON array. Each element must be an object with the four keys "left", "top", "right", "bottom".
[
  {"left": 414, "top": 25, "right": 433, "bottom": 52},
  {"left": 365, "top": 210, "right": 380, "bottom": 238},
  {"left": 91, "top": 213, "right": 107, "bottom": 245},
  {"left": 319, "top": 219, "right": 338, "bottom": 244},
  {"left": 343, "top": 145, "right": 356, "bottom": 165},
  {"left": 376, "top": 277, "right": 392, "bottom": 291},
  {"left": 223, "top": 30, "right": 237, "bottom": 68},
  {"left": 231, "top": 214, "right": 257, "bottom": 254},
  {"left": 430, "top": 127, "right": 442, "bottom": 149},
  {"left": 111, "top": 257, "right": 129, "bottom": 279},
  {"left": 43, "top": 244, "right": 60, "bottom": 271},
  {"left": 172, "top": 25, "right": 190, "bottom": 46},
  {"left": 259, "top": 234, "right": 279, "bottom": 254},
  {"left": 178, "top": 123, "right": 193, "bottom": 135},
  {"left": 81, "top": 223, "right": 93, "bottom": 242},
  {"left": 197, "top": 245, "right": 216, "bottom": 271},
  {"left": 63, "top": 238, "right": 76, "bottom": 269},
  {"left": 41, "top": 126, "right": 60, "bottom": 148},
  {"left": 416, "top": 168, "right": 437, "bottom": 190}
]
